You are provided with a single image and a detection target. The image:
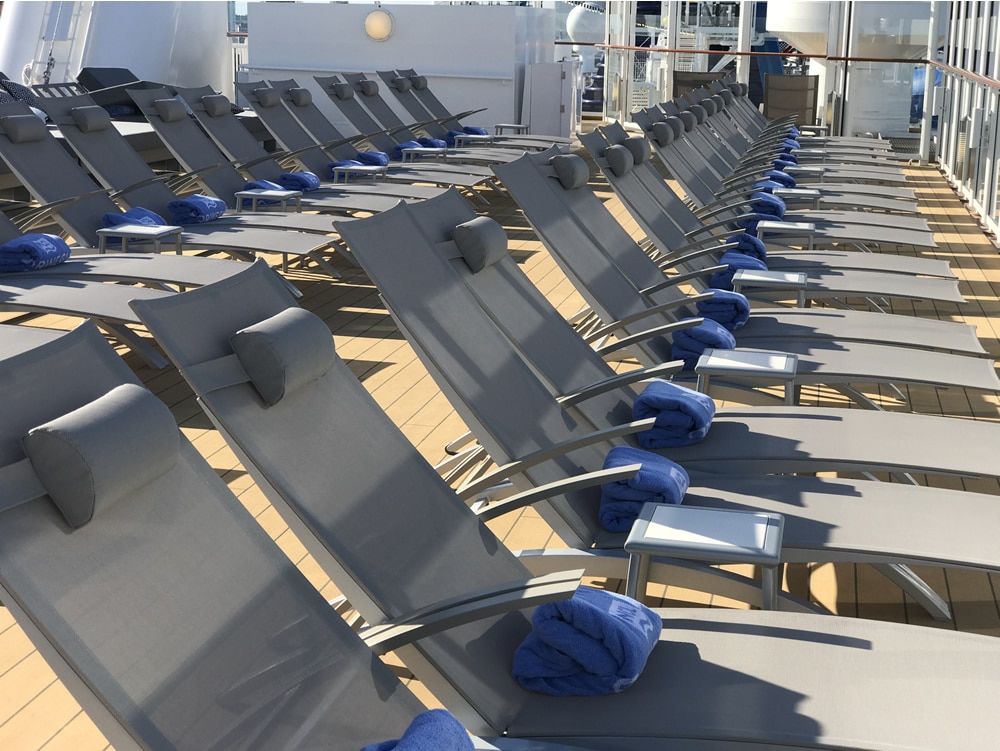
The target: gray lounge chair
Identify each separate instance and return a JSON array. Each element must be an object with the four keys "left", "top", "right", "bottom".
[
  {"left": 0, "top": 102, "right": 343, "bottom": 276},
  {"left": 129, "top": 259, "right": 1000, "bottom": 750},
  {"left": 395, "top": 67, "right": 575, "bottom": 148},
  {"left": 583, "top": 124, "right": 950, "bottom": 277},
  {"left": 492, "top": 150, "right": 988, "bottom": 356},
  {"left": 0, "top": 321, "right": 578, "bottom": 751}
]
